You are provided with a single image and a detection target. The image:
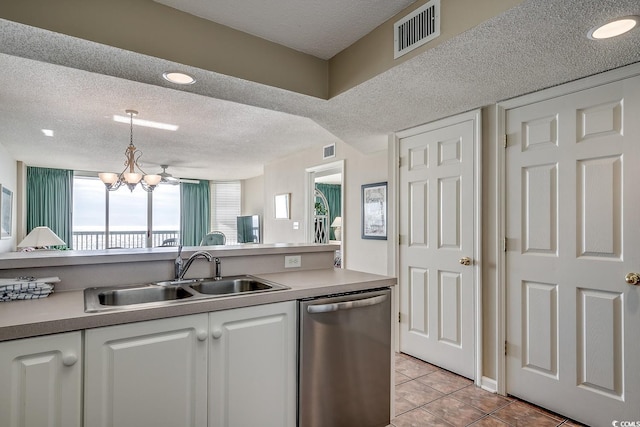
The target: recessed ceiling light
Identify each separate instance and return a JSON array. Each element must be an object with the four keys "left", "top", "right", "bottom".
[
  {"left": 162, "top": 72, "right": 196, "bottom": 85},
  {"left": 41, "top": 129, "right": 54, "bottom": 137},
  {"left": 113, "top": 114, "right": 179, "bottom": 131},
  {"left": 588, "top": 16, "right": 639, "bottom": 40}
]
